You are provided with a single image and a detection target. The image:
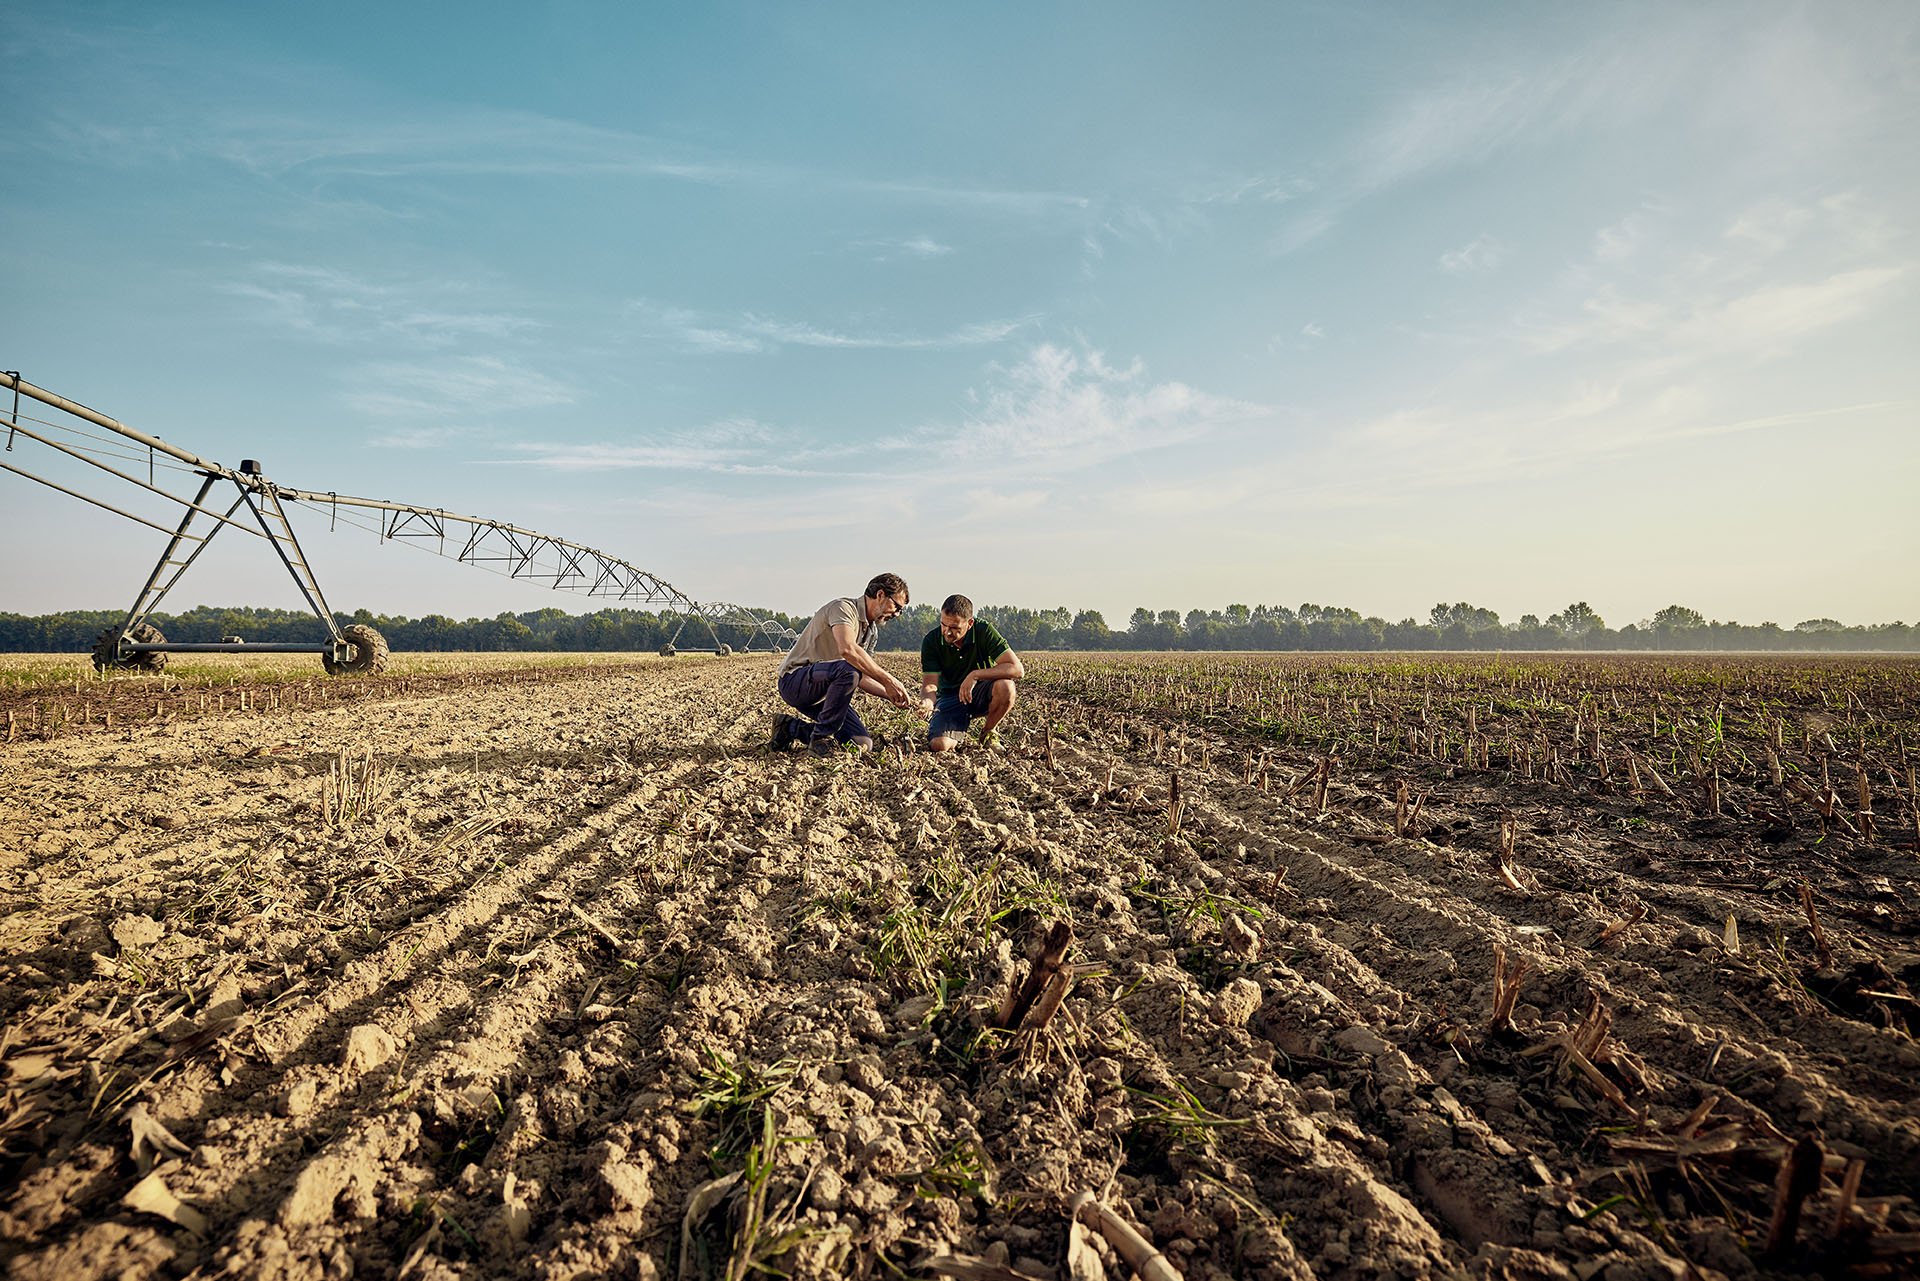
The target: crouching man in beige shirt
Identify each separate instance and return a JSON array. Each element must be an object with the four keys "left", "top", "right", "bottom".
[{"left": 771, "top": 572, "right": 913, "bottom": 756}]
